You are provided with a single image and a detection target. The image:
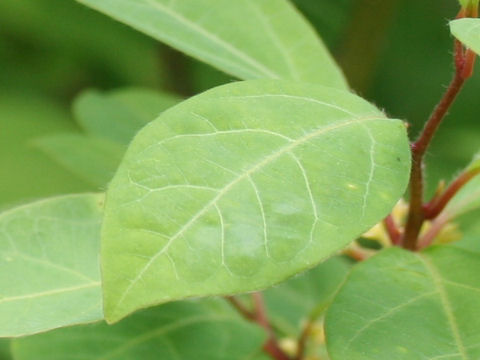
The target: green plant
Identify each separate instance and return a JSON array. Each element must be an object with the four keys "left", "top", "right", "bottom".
[{"left": 2, "top": 0, "right": 480, "bottom": 359}]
